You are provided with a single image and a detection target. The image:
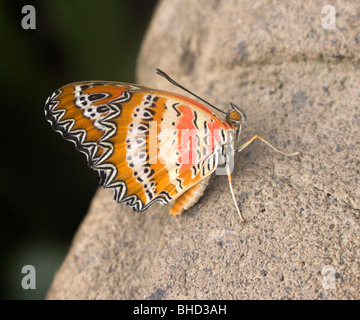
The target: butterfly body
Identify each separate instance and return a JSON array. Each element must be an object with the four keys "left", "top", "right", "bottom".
[{"left": 45, "top": 80, "right": 239, "bottom": 215}]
